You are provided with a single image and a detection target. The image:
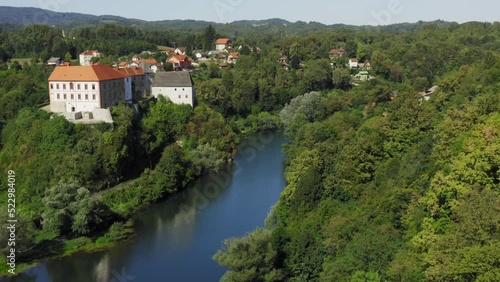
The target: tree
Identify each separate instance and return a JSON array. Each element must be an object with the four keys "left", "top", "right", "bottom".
[
  {"left": 64, "top": 52, "right": 72, "bottom": 62},
  {"left": 214, "top": 228, "right": 285, "bottom": 282}
]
